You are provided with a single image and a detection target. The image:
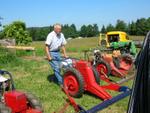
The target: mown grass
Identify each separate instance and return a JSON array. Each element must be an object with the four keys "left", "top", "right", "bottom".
[
  {"left": 129, "top": 35, "right": 144, "bottom": 41},
  {"left": 0, "top": 36, "right": 143, "bottom": 113},
  {"left": 1, "top": 57, "right": 133, "bottom": 113},
  {"left": 17, "top": 35, "right": 144, "bottom": 57}
]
